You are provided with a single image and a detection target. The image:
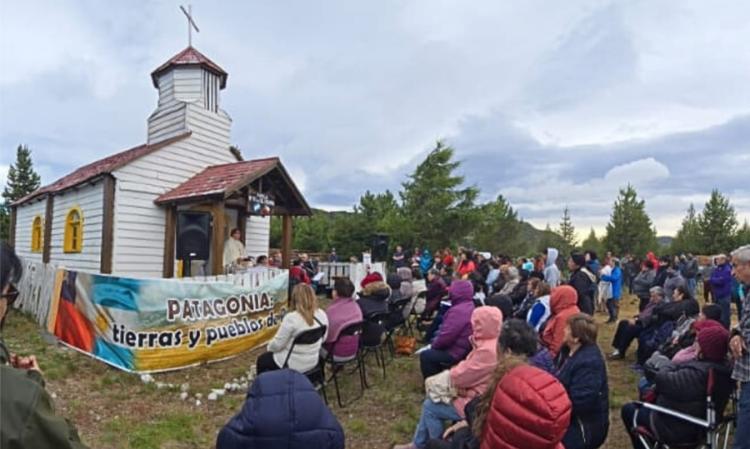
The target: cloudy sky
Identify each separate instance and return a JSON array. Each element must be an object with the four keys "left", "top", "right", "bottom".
[{"left": 1, "top": 0, "right": 748, "bottom": 239}]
